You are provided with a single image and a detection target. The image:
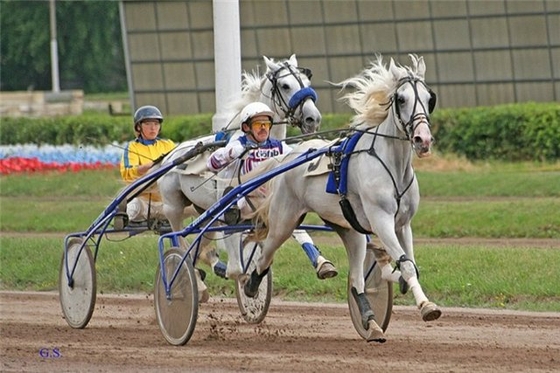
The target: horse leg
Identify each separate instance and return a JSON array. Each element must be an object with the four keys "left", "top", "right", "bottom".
[
  {"left": 244, "top": 196, "right": 300, "bottom": 297},
  {"left": 292, "top": 229, "right": 338, "bottom": 279},
  {"left": 220, "top": 232, "right": 244, "bottom": 279},
  {"left": 373, "top": 218, "right": 441, "bottom": 322},
  {"left": 395, "top": 225, "right": 440, "bottom": 320},
  {"left": 333, "top": 227, "right": 384, "bottom": 342}
]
